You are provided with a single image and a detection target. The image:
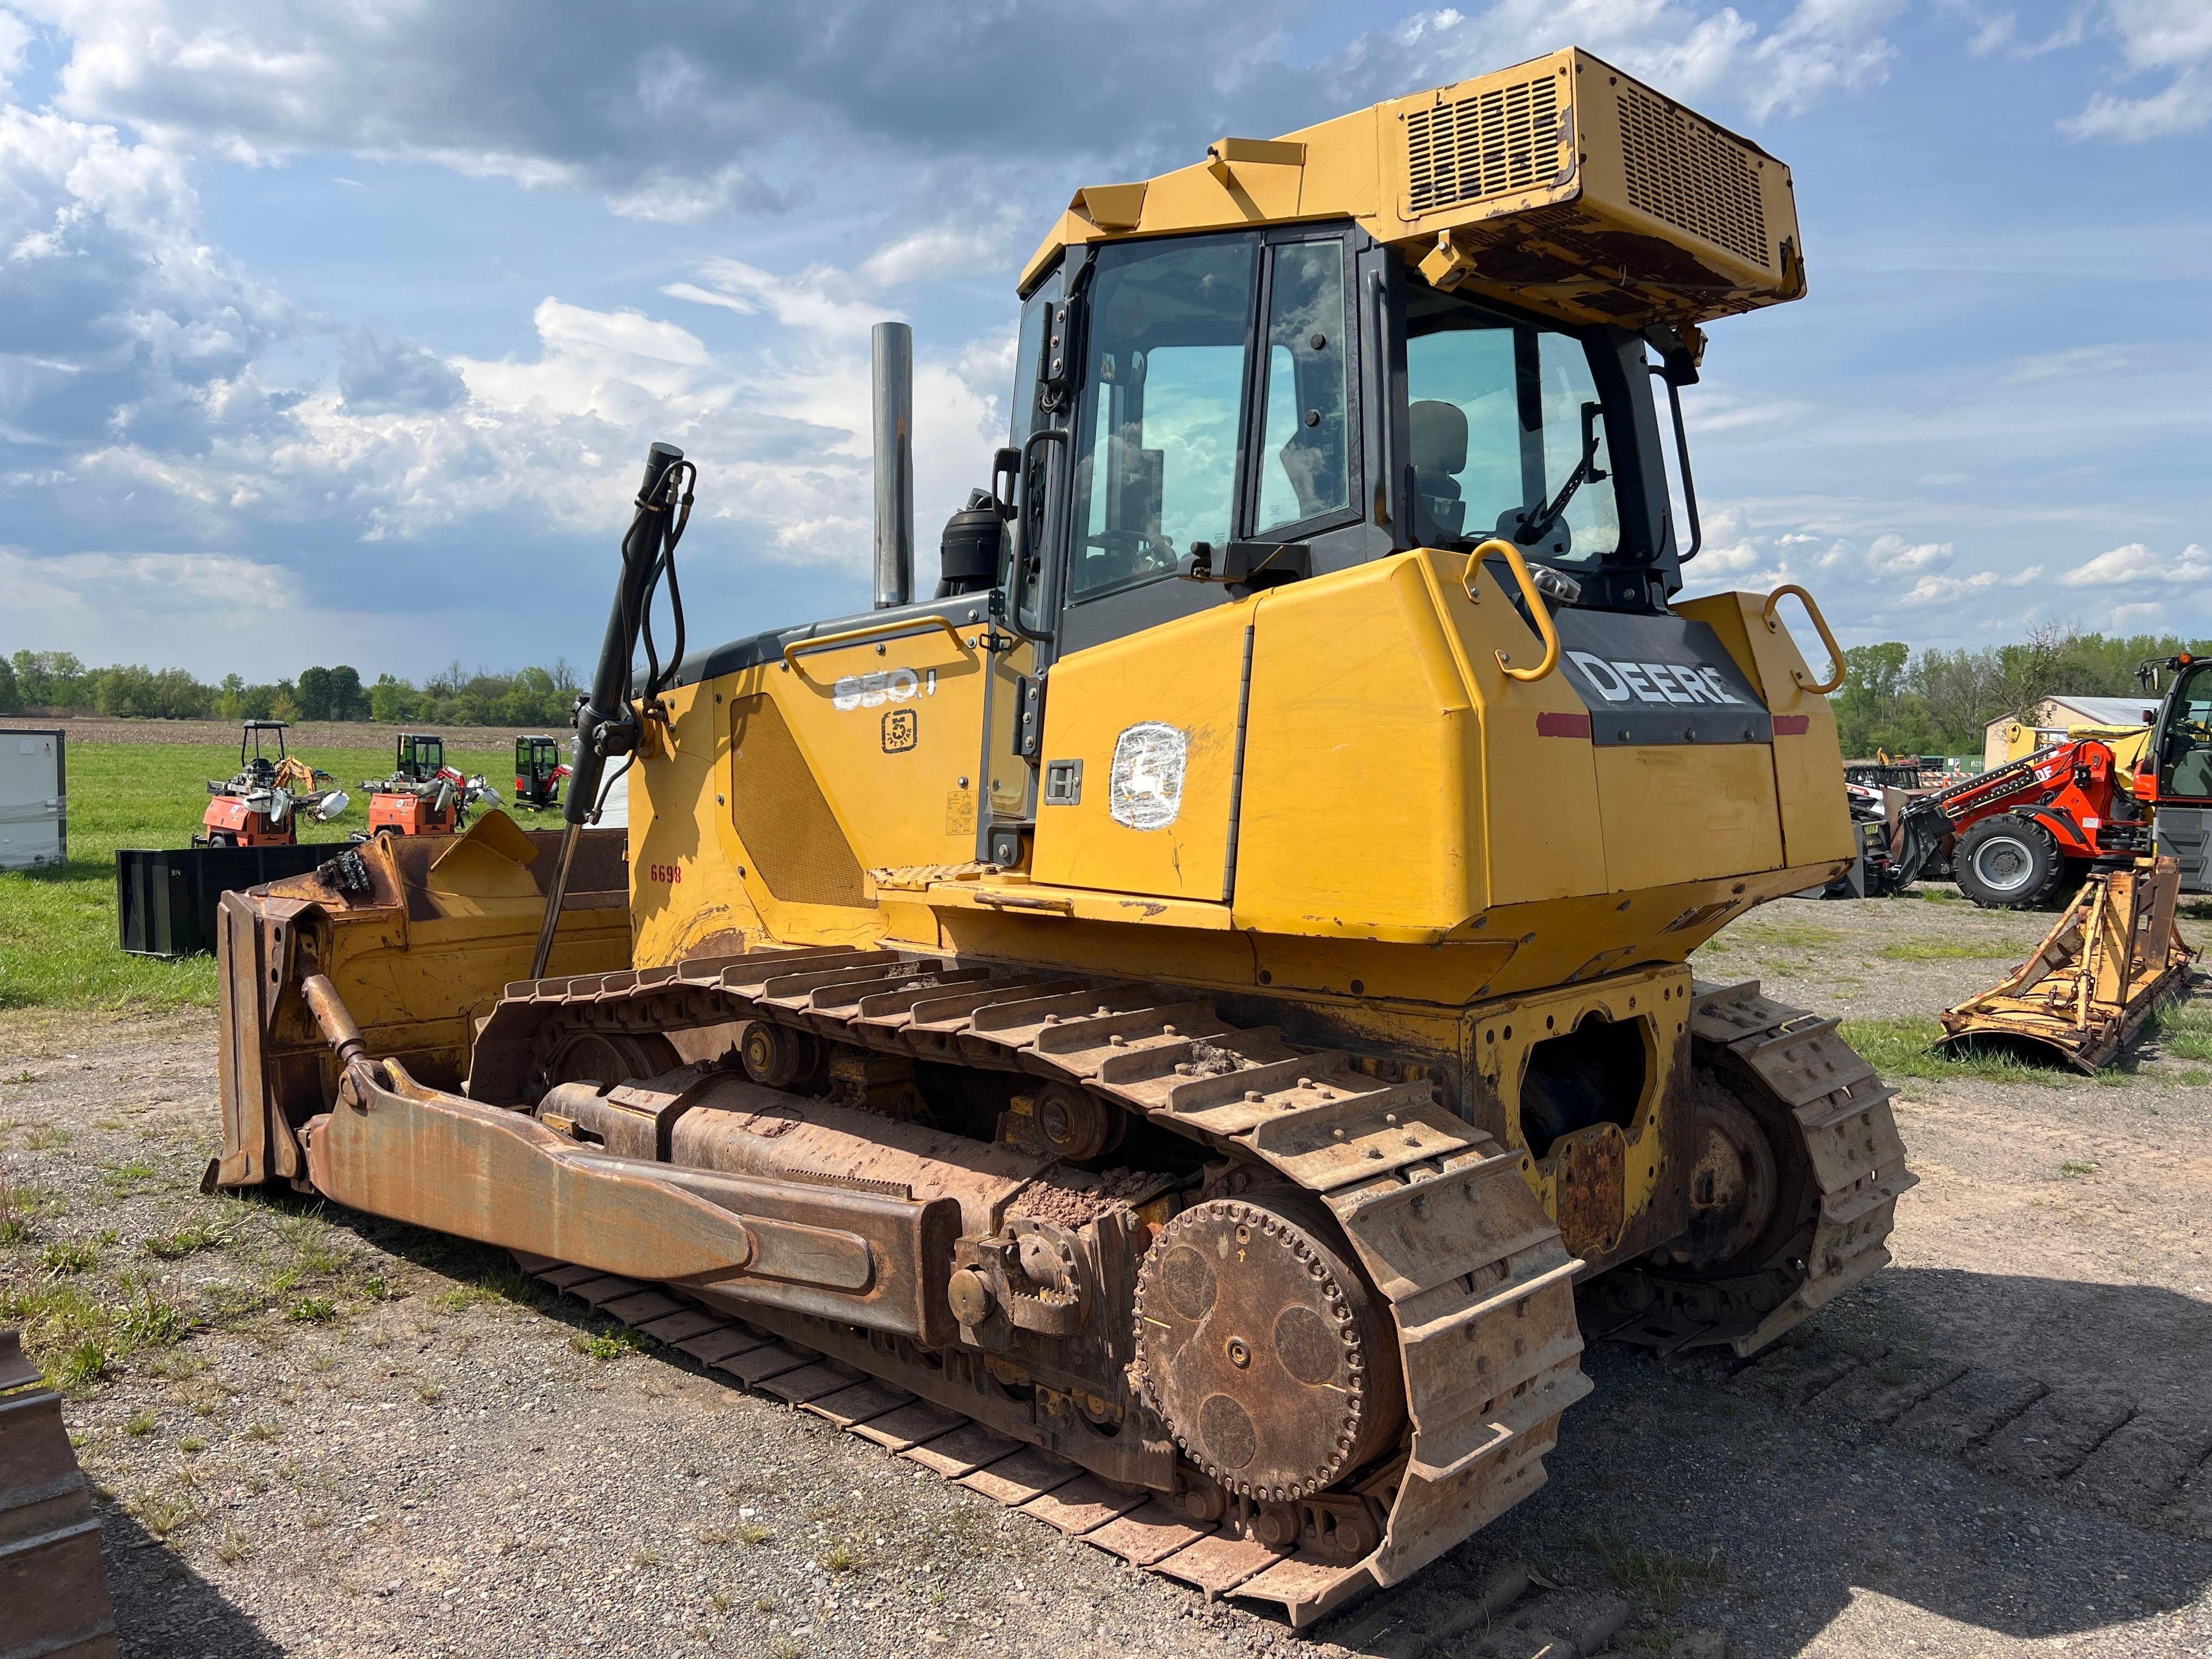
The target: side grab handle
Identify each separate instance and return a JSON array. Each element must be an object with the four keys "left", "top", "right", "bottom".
[
  {"left": 1762, "top": 584, "right": 1846, "bottom": 694},
  {"left": 1468, "top": 539, "right": 1561, "bottom": 683}
]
